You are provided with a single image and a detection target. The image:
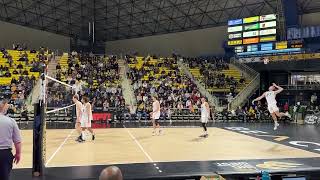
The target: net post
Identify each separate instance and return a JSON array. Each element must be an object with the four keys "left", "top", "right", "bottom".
[{"left": 32, "top": 73, "right": 46, "bottom": 177}]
